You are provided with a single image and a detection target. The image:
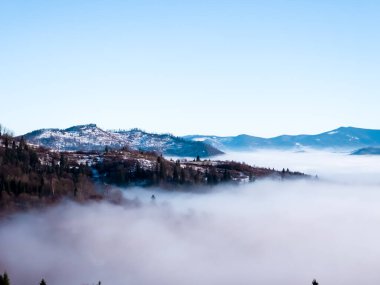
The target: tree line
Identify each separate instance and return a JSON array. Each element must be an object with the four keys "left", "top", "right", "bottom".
[
  {"left": 0, "top": 132, "right": 95, "bottom": 214},
  {"left": 94, "top": 154, "right": 235, "bottom": 187},
  {"left": 0, "top": 272, "right": 46, "bottom": 285},
  {"left": 0, "top": 271, "right": 319, "bottom": 284},
  {"left": 0, "top": 271, "right": 105, "bottom": 285}
]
